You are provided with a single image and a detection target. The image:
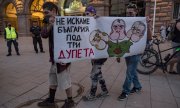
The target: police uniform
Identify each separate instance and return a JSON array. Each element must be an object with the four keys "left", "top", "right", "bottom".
[{"left": 30, "top": 25, "right": 44, "bottom": 53}]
